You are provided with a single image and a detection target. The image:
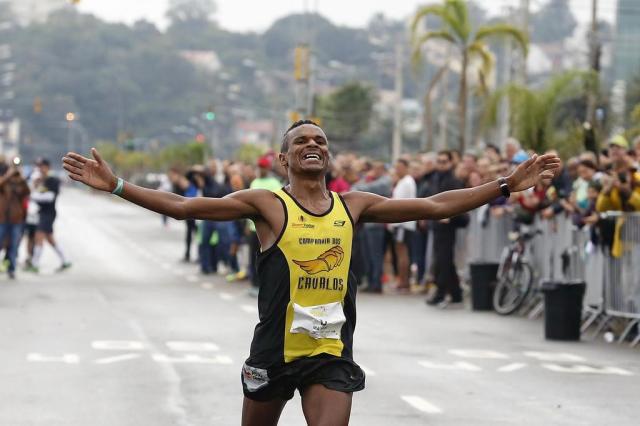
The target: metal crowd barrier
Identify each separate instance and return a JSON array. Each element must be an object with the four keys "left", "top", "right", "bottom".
[
  {"left": 462, "top": 209, "right": 640, "bottom": 347},
  {"left": 465, "top": 205, "right": 514, "bottom": 263}
]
